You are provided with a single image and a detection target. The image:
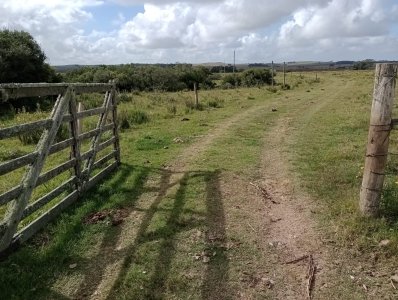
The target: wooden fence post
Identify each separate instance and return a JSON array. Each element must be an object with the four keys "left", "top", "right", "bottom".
[
  {"left": 111, "top": 84, "right": 121, "bottom": 164},
  {"left": 77, "top": 102, "right": 84, "bottom": 135},
  {"left": 194, "top": 82, "right": 199, "bottom": 108},
  {"left": 283, "top": 62, "right": 286, "bottom": 87},
  {"left": 360, "top": 63, "right": 397, "bottom": 217},
  {"left": 69, "top": 91, "right": 83, "bottom": 191}
]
